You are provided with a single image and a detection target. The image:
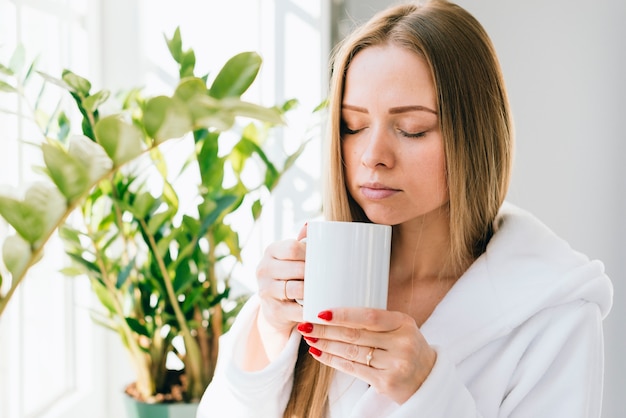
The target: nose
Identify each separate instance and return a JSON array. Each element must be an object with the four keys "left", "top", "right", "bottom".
[{"left": 361, "top": 126, "right": 395, "bottom": 169}]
